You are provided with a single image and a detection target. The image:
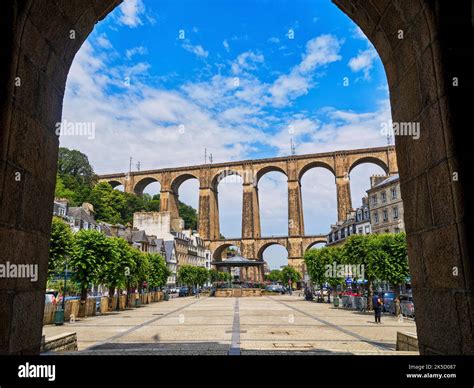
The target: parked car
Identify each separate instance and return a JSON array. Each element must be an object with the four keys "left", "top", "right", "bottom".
[
  {"left": 400, "top": 294, "right": 415, "bottom": 317},
  {"left": 265, "top": 284, "right": 285, "bottom": 294},
  {"left": 45, "top": 294, "right": 55, "bottom": 304},
  {"left": 178, "top": 287, "right": 191, "bottom": 297},
  {"left": 382, "top": 292, "right": 396, "bottom": 312}
]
